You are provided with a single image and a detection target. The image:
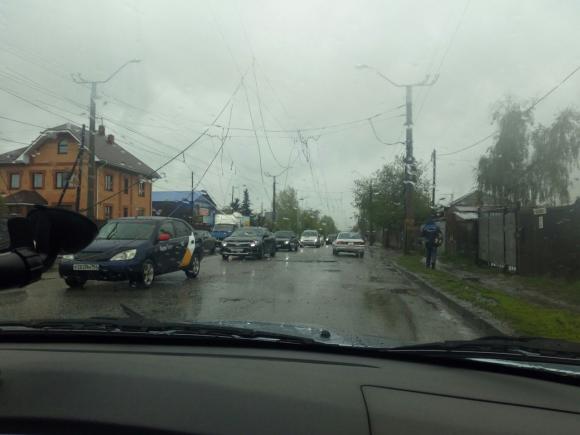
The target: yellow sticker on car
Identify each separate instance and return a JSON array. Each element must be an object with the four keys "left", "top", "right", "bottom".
[{"left": 180, "top": 235, "right": 195, "bottom": 268}]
